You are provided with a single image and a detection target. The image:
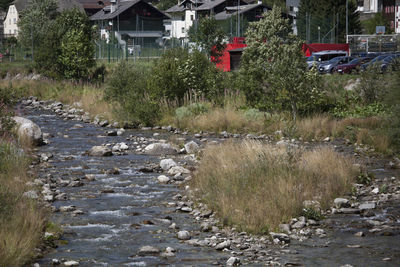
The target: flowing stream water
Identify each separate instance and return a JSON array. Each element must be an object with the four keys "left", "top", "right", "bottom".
[{"left": 23, "top": 107, "right": 400, "bottom": 267}]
